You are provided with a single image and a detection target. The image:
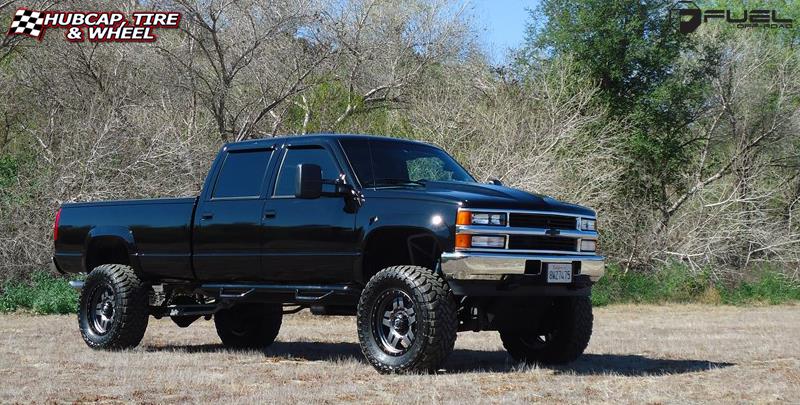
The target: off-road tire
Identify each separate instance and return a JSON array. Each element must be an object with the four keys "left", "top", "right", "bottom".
[
  {"left": 357, "top": 265, "right": 457, "bottom": 374},
  {"left": 500, "top": 296, "right": 592, "bottom": 365},
  {"left": 78, "top": 264, "right": 149, "bottom": 350},
  {"left": 214, "top": 303, "right": 282, "bottom": 349}
]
